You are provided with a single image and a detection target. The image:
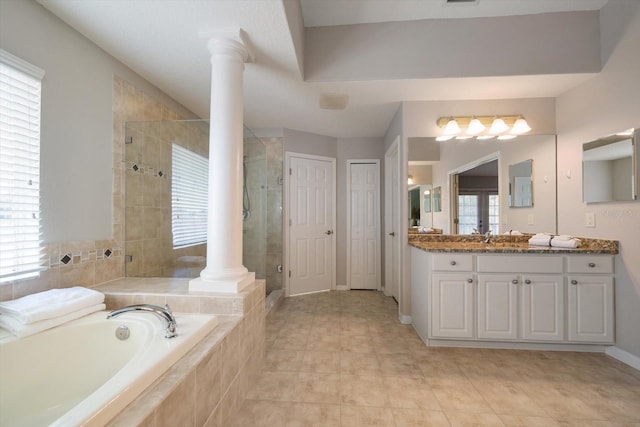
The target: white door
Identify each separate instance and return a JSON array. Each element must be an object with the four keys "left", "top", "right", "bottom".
[
  {"left": 431, "top": 273, "right": 474, "bottom": 339},
  {"left": 568, "top": 275, "right": 614, "bottom": 343},
  {"left": 477, "top": 274, "right": 518, "bottom": 340},
  {"left": 521, "top": 274, "right": 564, "bottom": 341},
  {"left": 384, "top": 140, "right": 400, "bottom": 300},
  {"left": 288, "top": 155, "right": 335, "bottom": 296},
  {"left": 348, "top": 162, "right": 380, "bottom": 290}
]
